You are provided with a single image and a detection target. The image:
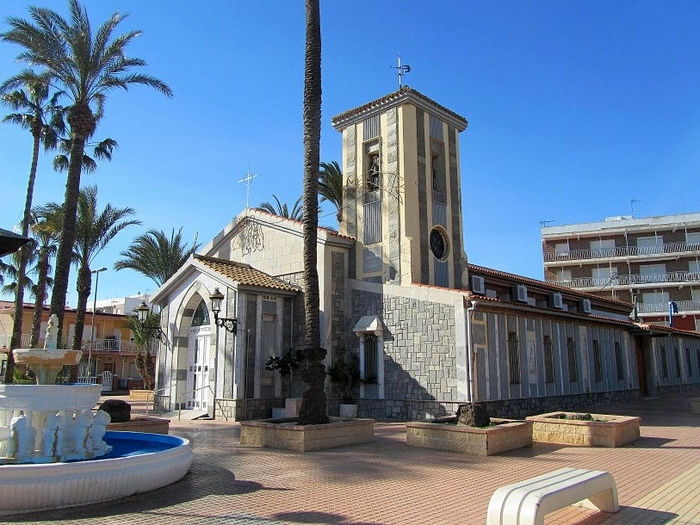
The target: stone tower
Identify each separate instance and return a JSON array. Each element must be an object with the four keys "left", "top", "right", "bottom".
[{"left": 331, "top": 86, "right": 469, "bottom": 288}]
